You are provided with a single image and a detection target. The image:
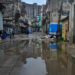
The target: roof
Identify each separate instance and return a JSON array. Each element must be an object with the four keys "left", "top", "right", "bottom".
[
  {"left": 60, "top": 16, "right": 68, "bottom": 21},
  {"left": 50, "top": 22, "right": 58, "bottom": 24}
]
